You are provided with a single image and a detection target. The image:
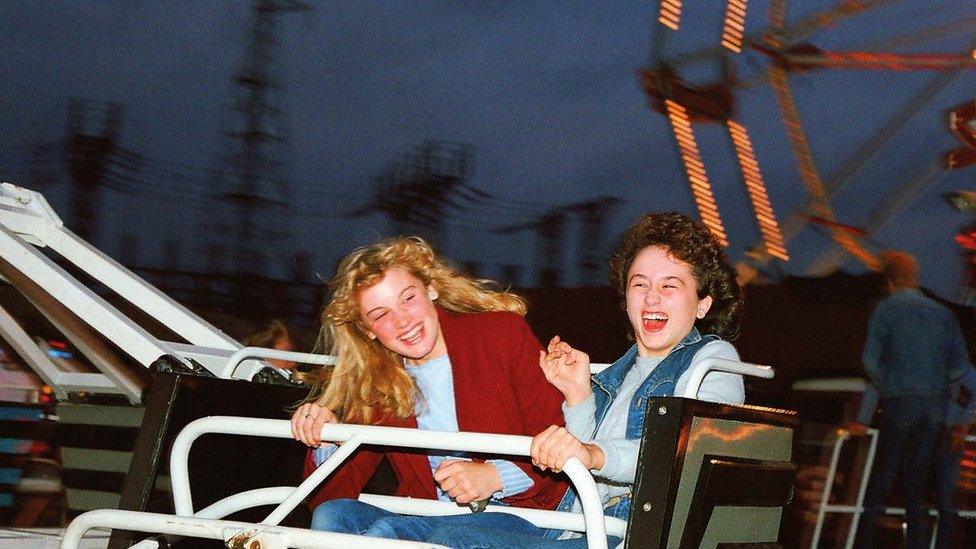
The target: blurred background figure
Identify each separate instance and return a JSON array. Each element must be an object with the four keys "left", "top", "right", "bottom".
[
  {"left": 243, "top": 318, "right": 297, "bottom": 370},
  {"left": 854, "top": 251, "right": 972, "bottom": 549}
]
